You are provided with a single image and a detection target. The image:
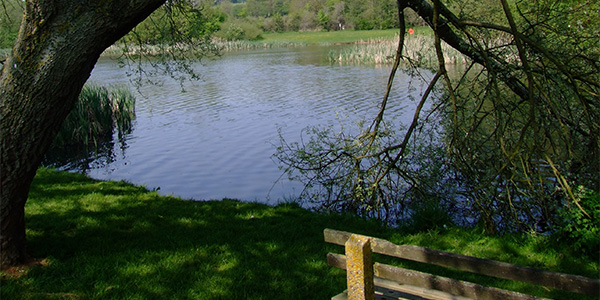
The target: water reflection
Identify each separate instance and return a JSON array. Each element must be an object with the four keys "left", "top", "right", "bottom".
[{"left": 48, "top": 46, "right": 434, "bottom": 203}]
